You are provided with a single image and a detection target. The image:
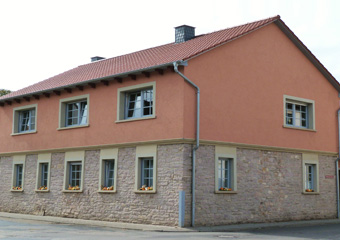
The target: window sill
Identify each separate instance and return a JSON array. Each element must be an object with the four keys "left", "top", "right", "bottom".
[
  {"left": 134, "top": 190, "right": 156, "bottom": 194},
  {"left": 11, "top": 189, "right": 24, "bottom": 192},
  {"left": 57, "top": 124, "right": 89, "bottom": 131},
  {"left": 62, "top": 190, "right": 83, "bottom": 193},
  {"left": 215, "top": 190, "right": 237, "bottom": 194},
  {"left": 116, "top": 115, "right": 156, "bottom": 123},
  {"left": 35, "top": 189, "right": 50, "bottom": 193},
  {"left": 11, "top": 130, "right": 37, "bottom": 136},
  {"left": 302, "top": 192, "right": 319, "bottom": 195},
  {"left": 283, "top": 125, "right": 316, "bottom": 132},
  {"left": 98, "top": 190, "right": 117, "bottom": 194}
]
